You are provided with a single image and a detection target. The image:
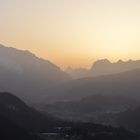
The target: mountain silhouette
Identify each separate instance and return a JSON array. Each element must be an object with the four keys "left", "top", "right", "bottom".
[
  {"left": 66, "top": 59, "right": 140, "bottom": 79},
  {"left": 0, "top": 44, "right": 70, "bottom": 103}
]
